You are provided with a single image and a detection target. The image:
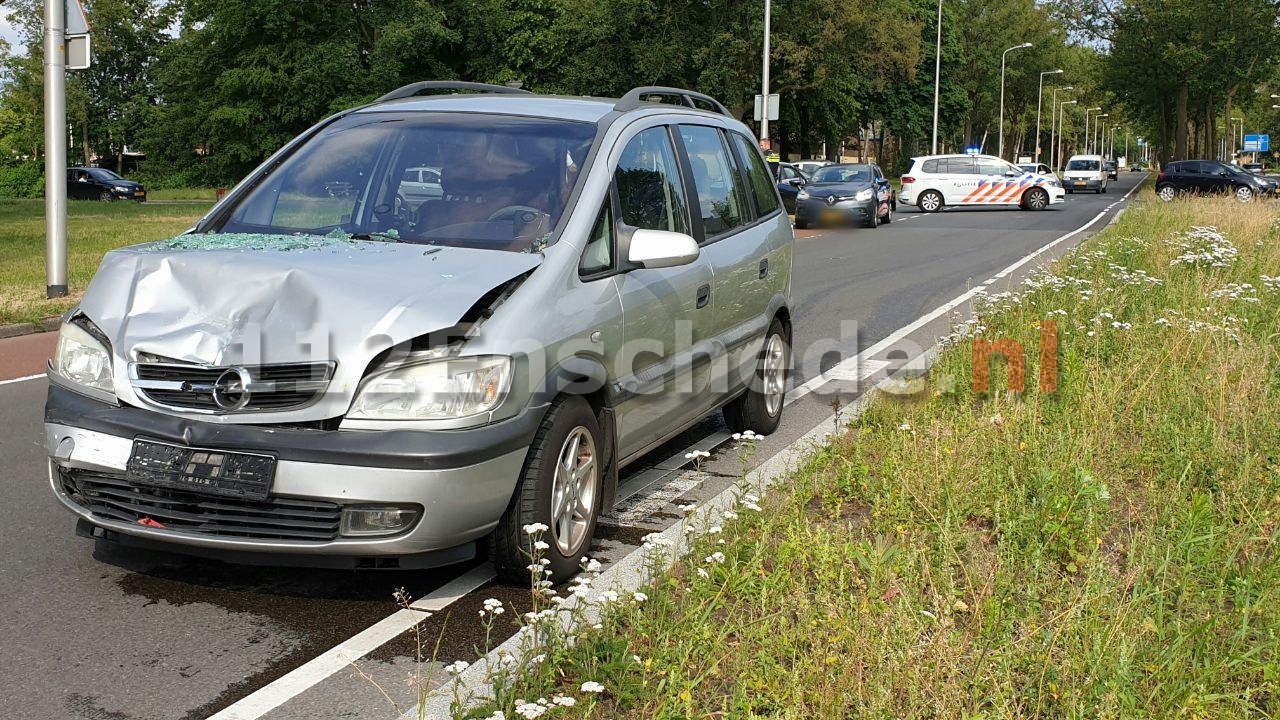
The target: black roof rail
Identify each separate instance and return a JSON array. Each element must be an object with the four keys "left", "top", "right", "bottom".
[
  {"left": 375, "top": 81, "right": 533, "bottom": 103},
  {"left": 614, "top": 86, "right": 731, "bottom": 117}
]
